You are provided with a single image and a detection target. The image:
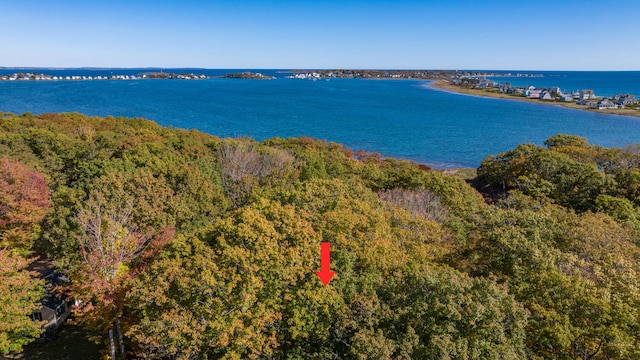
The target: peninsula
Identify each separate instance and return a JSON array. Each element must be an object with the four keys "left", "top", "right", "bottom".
[
  {"left": 431, "top": 77, "right": 640, "bottom": 118},
  {"left": 286, "top": 69, "right": 640, "bottom": 118}
]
